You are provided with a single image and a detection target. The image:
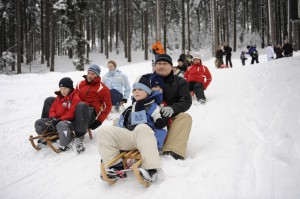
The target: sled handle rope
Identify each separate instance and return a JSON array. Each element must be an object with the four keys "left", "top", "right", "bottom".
[{"left": 100, "top": 150, "right": 150, "bottom": 187}]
